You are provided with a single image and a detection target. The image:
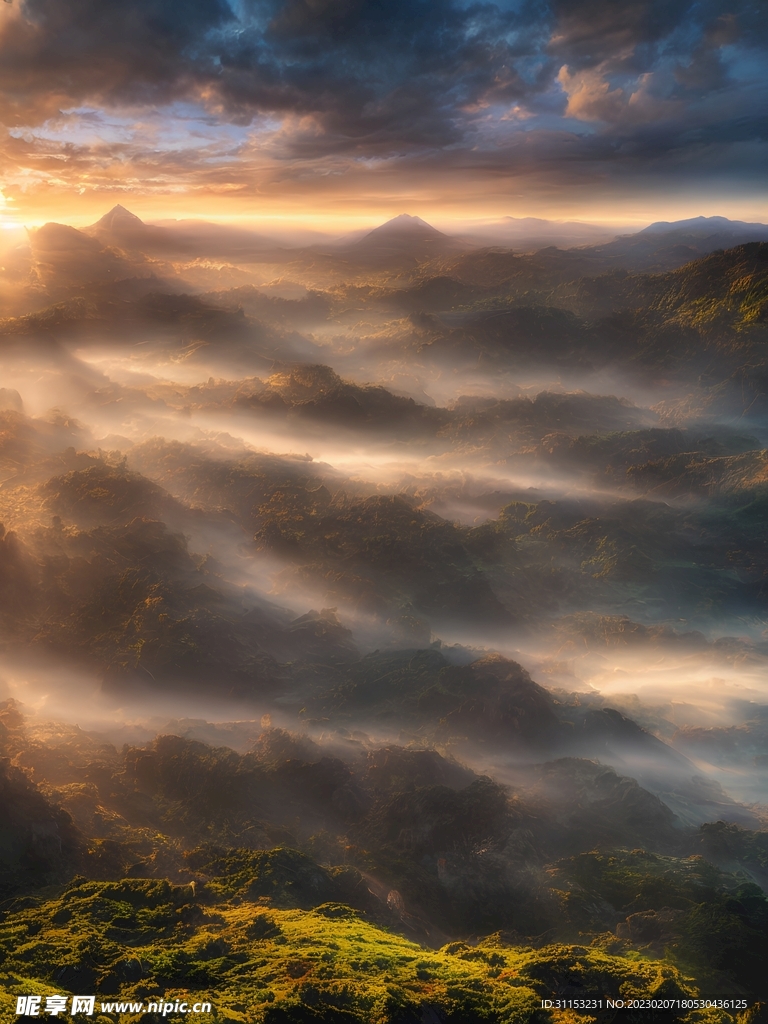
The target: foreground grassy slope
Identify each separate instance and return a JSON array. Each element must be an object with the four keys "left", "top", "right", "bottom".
[
  {"left": 0, "top": 874, "right": 701, "bottom": 1024},
  {"left": 3, "top": 702, "right": 768, "bottom": 1004}
]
